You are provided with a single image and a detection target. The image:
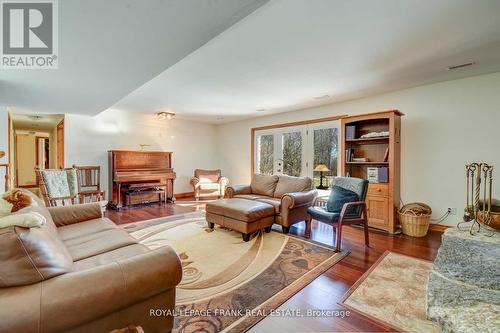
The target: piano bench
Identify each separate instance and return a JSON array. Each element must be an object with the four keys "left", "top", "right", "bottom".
[{"left": 124, "top": 189, "right": 166, "bottom": 207}]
